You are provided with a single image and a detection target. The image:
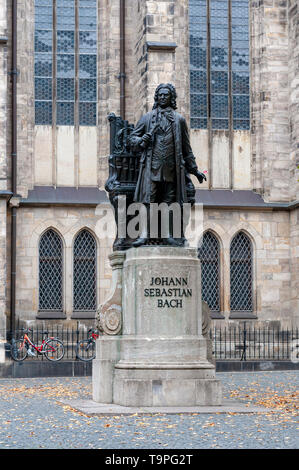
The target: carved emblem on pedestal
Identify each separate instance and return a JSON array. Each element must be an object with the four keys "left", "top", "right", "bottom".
[{"left": 96, "top": 252, "right": 125, "bottom": 336}]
